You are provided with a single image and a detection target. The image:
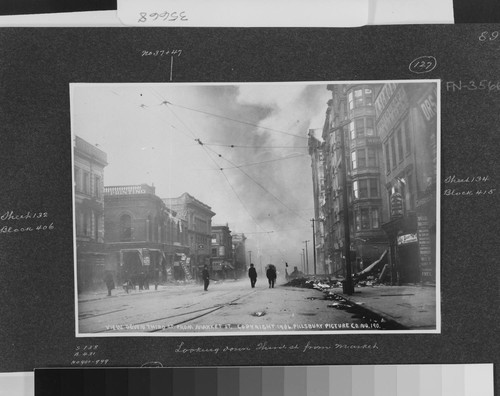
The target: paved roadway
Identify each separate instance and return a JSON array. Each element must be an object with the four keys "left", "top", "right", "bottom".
[{"left": 78, "top": 279, "right": 381, "bottom": 334}]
